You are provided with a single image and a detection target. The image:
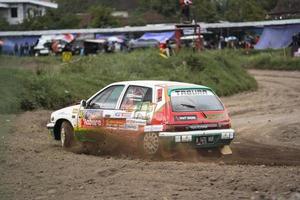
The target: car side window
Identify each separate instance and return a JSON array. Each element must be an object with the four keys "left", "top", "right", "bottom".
[
  {"left": 89, "top": 85, "right": 125, "bottom": 109},
  {"left": 120, "top": 86, "right": 152, "bottom": 110}
]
